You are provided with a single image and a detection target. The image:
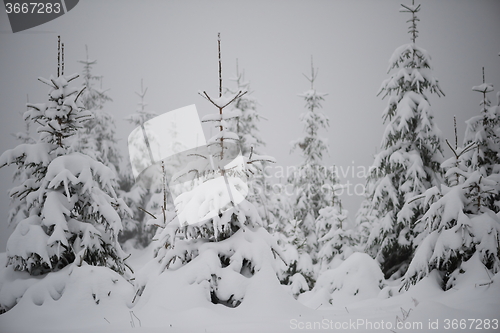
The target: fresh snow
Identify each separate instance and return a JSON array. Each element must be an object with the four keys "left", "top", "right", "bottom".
[
  {"left": 0, "top": 248, "right": 499, "bottom": 332},
  {"left": 1, "top": 4, "right": 499, "bottom": 332}
]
